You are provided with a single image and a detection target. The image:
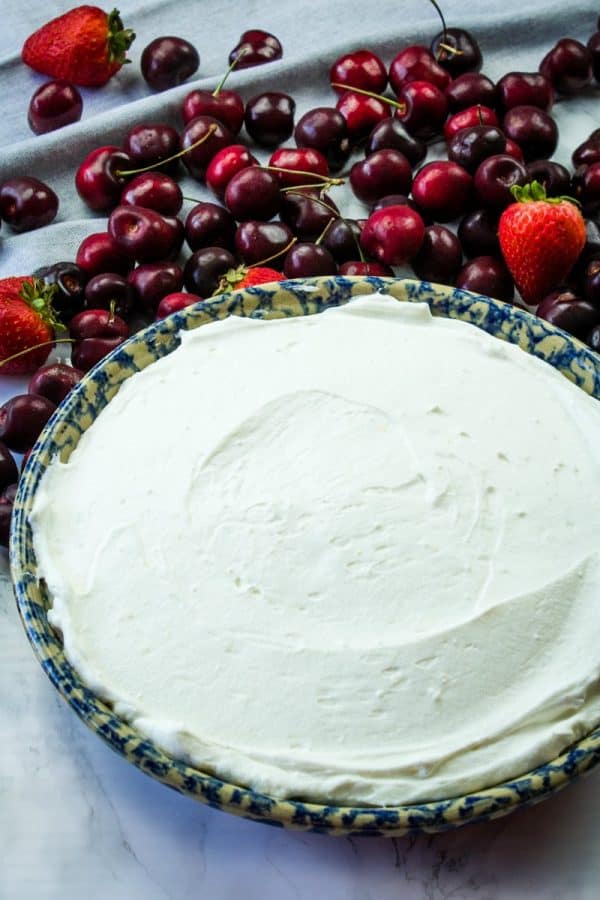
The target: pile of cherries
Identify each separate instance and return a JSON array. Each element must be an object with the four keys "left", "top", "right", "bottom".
[{"left": 1, "top": 15, "right": 600, "bottom": 546}]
